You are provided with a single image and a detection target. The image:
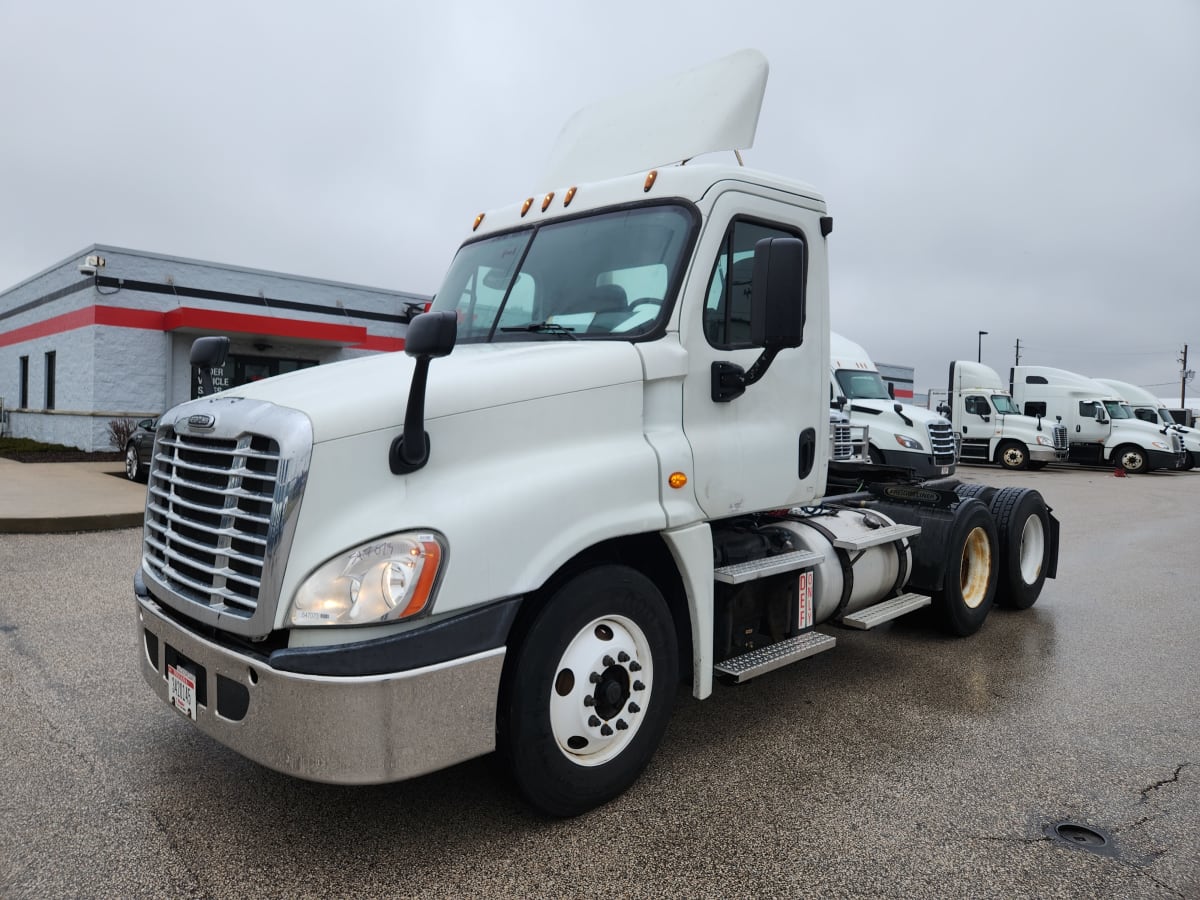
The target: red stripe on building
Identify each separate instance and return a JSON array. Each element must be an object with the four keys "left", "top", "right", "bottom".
[
  {"left": 1, "top": 304, "right": 402, "bottom": 351},
  {"left": 894, "top": 388, "right": 914, "bottom": 400}
]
